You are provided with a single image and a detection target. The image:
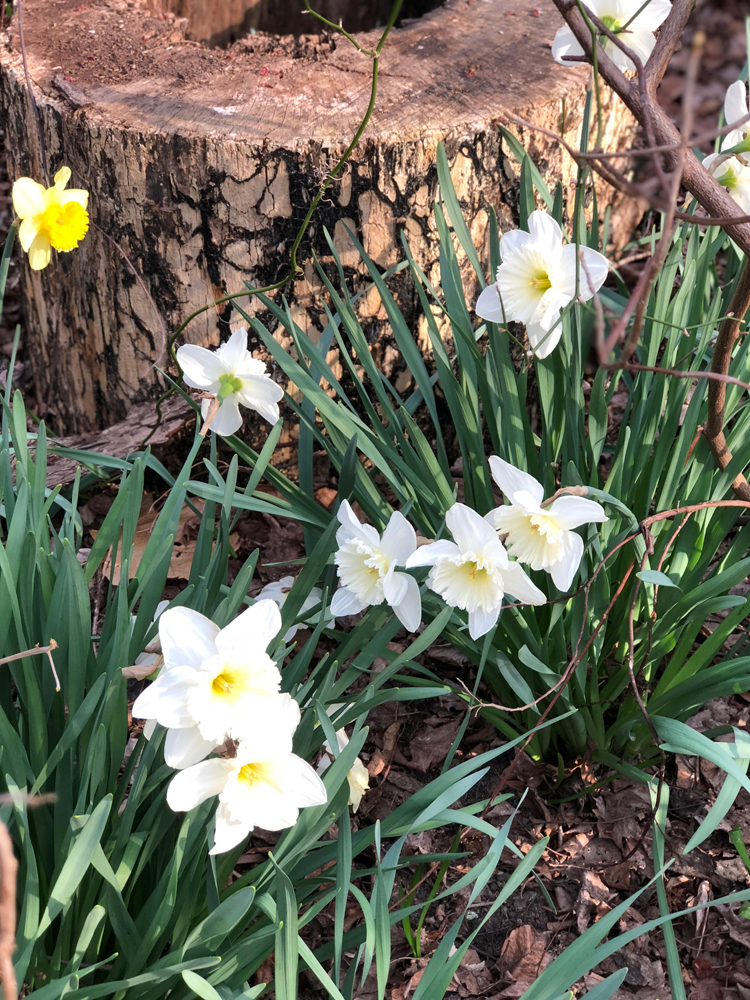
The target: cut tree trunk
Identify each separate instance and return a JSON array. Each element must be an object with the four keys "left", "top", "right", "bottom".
[{"left": 0, "top": 0, "right": 635, "bottom": 435}]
